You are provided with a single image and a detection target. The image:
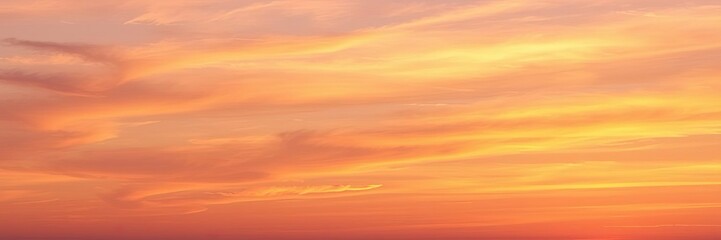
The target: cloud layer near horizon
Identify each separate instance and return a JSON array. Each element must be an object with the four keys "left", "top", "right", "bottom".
[{"left": 2, "top": 0, "right": 721, "bottom": 239}]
